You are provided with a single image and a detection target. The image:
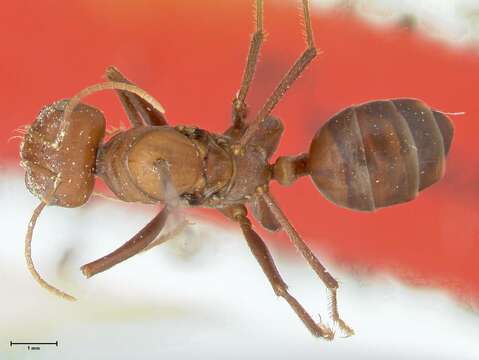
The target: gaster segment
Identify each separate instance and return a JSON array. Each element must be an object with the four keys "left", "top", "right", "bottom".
[{"left": 308, "top": 99, "right": 453, "bottom": 211}]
